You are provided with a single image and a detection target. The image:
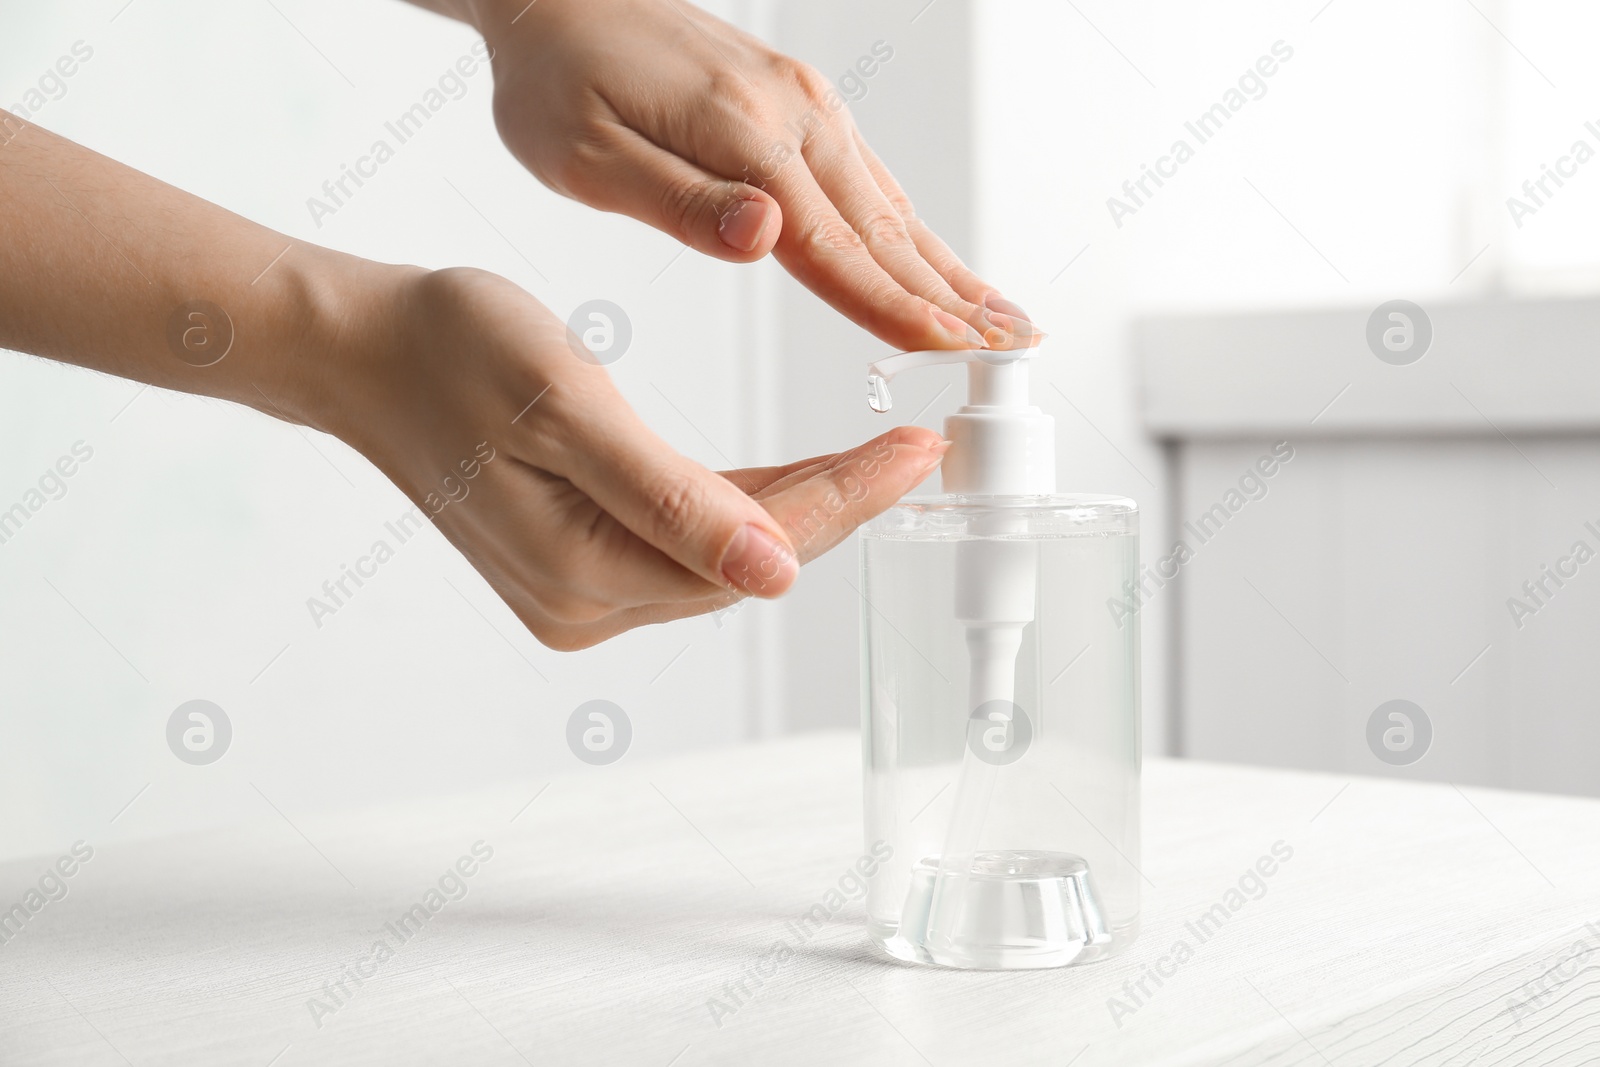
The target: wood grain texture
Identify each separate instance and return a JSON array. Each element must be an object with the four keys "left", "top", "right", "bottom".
[{"left": 2, "top": 731, "right": 1598, "bottom": 1065}]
